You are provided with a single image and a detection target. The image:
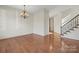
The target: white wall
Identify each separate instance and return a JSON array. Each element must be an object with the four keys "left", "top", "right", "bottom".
[
  {"left": 1, "top": 5, "right": 79, "bottom": 40},
  {"left": 62, "top": 9, "right": 79, "bottom": 26},
  {"left": 61, "top": 10, "right": 79, "bottom": 40},
  {"left": 49, "top": 7, "right": 79, "bottom": 39},
  {"left": 63, "top": 28, "right": 79, "bottom": 40},
  {"left": 54, "top": 13, "right": 62, "bottom": 34},
  {"left": 0, "top": 6, "right": 33, "bottom": 39},
  {"left": 49, "top": 17, "right": 54, "bottom": 32},
  {"left": 49, "top": 6, "right": 79, "bottom": 40},
  {"left": 33, "top": 9, "right": 49, "bottom": 36},
  {"left": 44, "top": 9, "right": 49, "bottom": 35},
  {"left": 0, "top": 6, "right": 49, "bottom": 39},
  {"left": 49, "top": 11, "right": 62, "bottom": 34}
]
